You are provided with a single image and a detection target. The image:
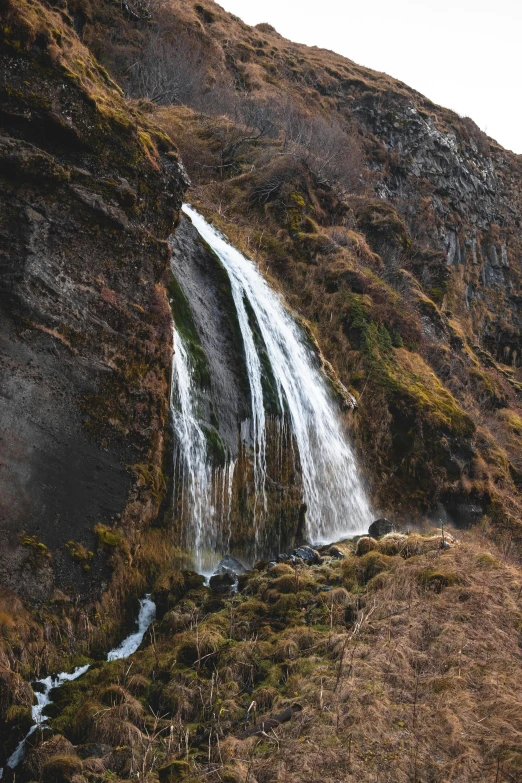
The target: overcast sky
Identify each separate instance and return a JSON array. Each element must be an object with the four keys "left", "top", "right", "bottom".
[{"left": 218, "top": 0, "right": 521, "bottom": 155}]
